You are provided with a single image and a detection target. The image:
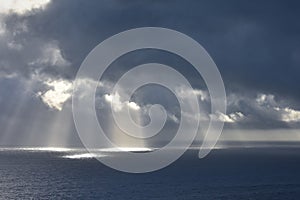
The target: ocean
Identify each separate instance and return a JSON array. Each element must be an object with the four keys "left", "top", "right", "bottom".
[{"left": 0, "top": 147, "right": 300, "bottom": 199}]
